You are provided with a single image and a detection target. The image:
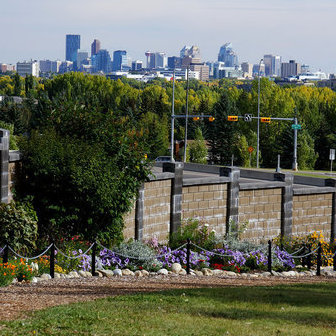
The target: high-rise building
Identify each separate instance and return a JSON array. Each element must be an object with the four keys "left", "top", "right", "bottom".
[
  {"left": 131, "top": 60, "right": 143, "bottom": 71},
  {"left": 213, "top": 62, "right": 243, "bottom": 79},
  {"left": 39, "top": 60, "right": 61, "bottom": 73},
  {"left": 92, "top": 49, "right": 112, "bottom": 73},
  {"left": 66, "top": 34, "right": 81, "bottom": 63},
  {"left": 16, "top": 61, "right": 39, "bottom": 77},
  {"left": 281, "top": 60, "right": 301, "bottom": 78},
  {"left": 145, "top": 51, "right": 167, "bottom": 69},
  {"left": 241, "top": 62, "right": 253, "bottom": 78},
  {"left": 77, "top": 51, "right": 89, "bottom": 70},
  {"left": 59, "top": 61, "right": 73, "bottom": 74},
  {"left": 168, "top": 56, "right": 182, "bottom": 69},
  {"left": 218, "top": 43, "right": 239, "bottom": 67},
  {"left": 263, "top": 55, "right": 282, "bottom": 77},
  {"left": 0, "top": 64, "right": 15, "bottom": 73},
  {"left": 113, "top": 50, "right": 129, "bottom": 71},
  {"left": 91, "top": 39, "right": 101, "bottom": 57}
]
